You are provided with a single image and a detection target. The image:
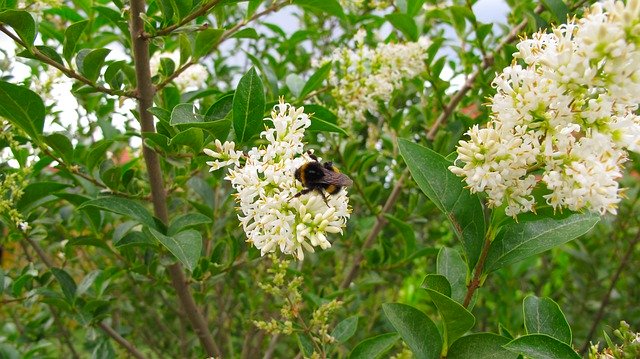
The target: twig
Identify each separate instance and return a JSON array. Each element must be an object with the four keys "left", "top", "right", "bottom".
[
  {"left": 151, "top": 0, "right": 223, "bottom": 38},
  {"left": 580, "top": 228, "right": 640, "bottom": 353},
  {"left": 0, "top": 25, "right": 135, "bottom": 98},
  {"left": 425, "top": 5, "right": 544, "bottom": 139},
  {"left": 98, "top": 322, "right": 148, "bottom": 359},
  {"left": 339, "top": 171, "right": 407, "bottom": 289},
  {"left": 462, "top": 233, "right": 492, "bottom": 308},
  {"left": 129, "top": 1, "right": 222, "bottom": 356}
]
